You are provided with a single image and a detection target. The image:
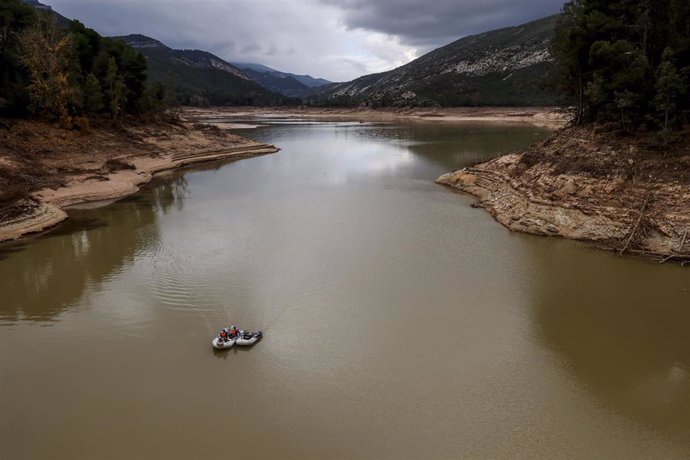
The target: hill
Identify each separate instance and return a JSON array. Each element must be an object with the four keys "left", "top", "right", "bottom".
[
  {"left": 114, "top": 35, "right": 295, "bottom": 106},
  {"left": 20, "top": 0, "right": 70, "bottom": 24},
  {"left": 311, "top": 15, "right": 560, "bottom": 107},
  {"left": 239, "top": 68, "right": 309, "bottom": 98},
  {"left": 21, "top": 0, "right": 55, "bottom": 12},
  {"left": 233, "top": 62, "right": 332, "bottom": 89}
]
